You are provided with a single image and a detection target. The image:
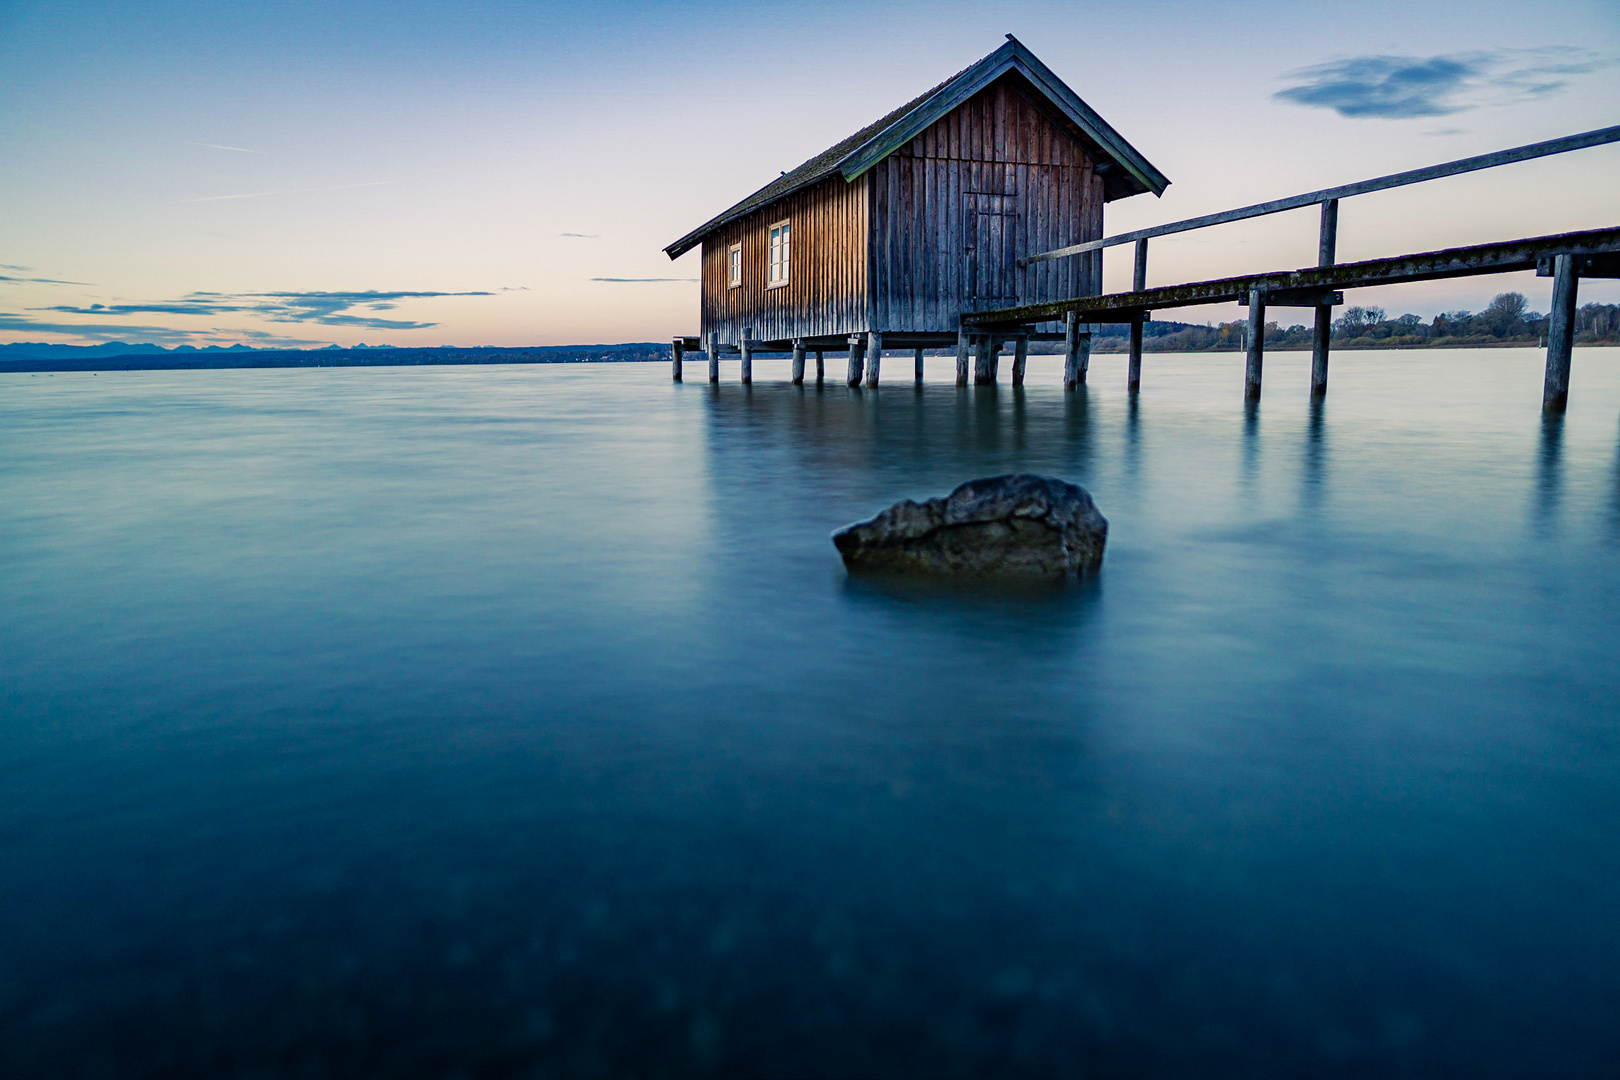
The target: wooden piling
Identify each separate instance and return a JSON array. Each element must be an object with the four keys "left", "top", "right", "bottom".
[
  {"left": 914, "top": 347, "right": 925, "bottom": 383},
  {"left": 847, "top": 335, "right": 865, "bottom": 386},
  {"left": 707, "top": 333, "right": 719, "bottom": 383},
  {"left": 866, "top": 331, "right": 883, "bottom": 387},
  {"left": 1543, "top": 253, "right": 1578, "bottom": 412},
  {"left": 1245, "top": 287, "right": 1266, "bottom": 401},
  {"left": 973, "top": 335, "right": 991, "bottom": 385},
  {"left": 671, "top": 338, "right": 683, "bottom": 382},
  {"left": 1128, "top": 239, "right": 1148, "bottom": 394},
  {"left": 815, "top": 350, "right": 824, "bottom": 383},
  {"left": 1011, "top": 335, "right": 1029, "bottom": 386},
  {"left": 956, "top": 329, "right": 970, "bottom": 386},
  {"left": 1063, "top": 311, "right": 1079, "bottom": 389},
  {"left": 740, "top": 328, "right": 753, "bottom": 384},
  {"left": 989, "top": 338, "right": 1003, "bottom": 382},
  {"left": 1311, "top": 198, "right": 1338, "bottom": 398},
  {"left": 791, "top": 339, "right": 806, "bottom": 385}
]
